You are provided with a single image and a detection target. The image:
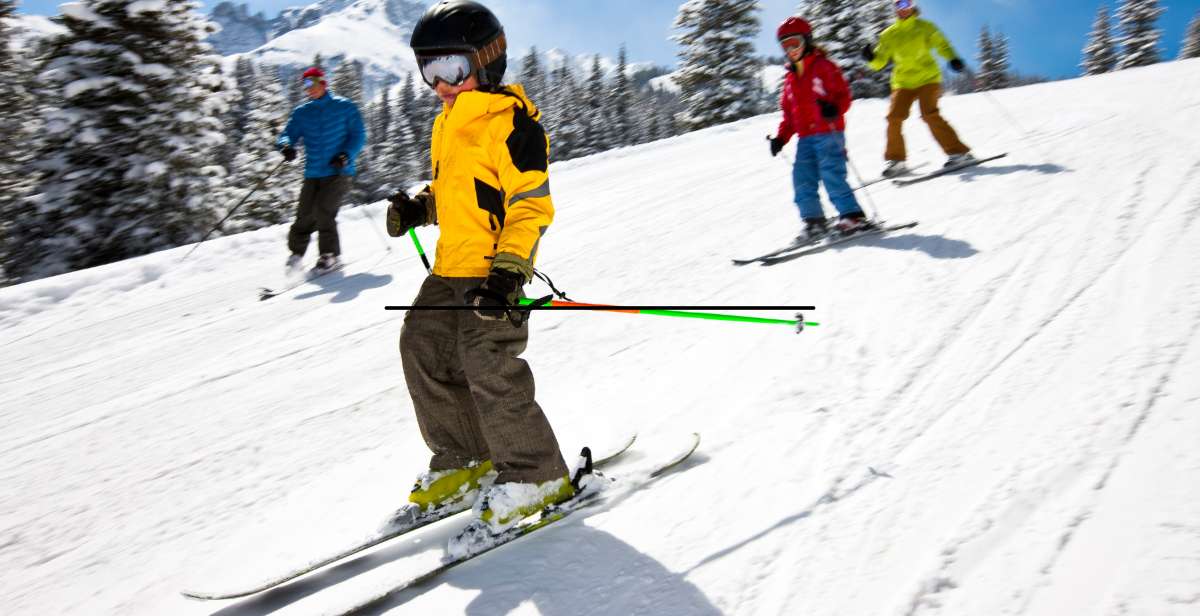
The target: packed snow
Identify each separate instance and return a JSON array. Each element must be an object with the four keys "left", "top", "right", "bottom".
[{"left": 2, "top": 59, "right": 1200, "bottom": 616}]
